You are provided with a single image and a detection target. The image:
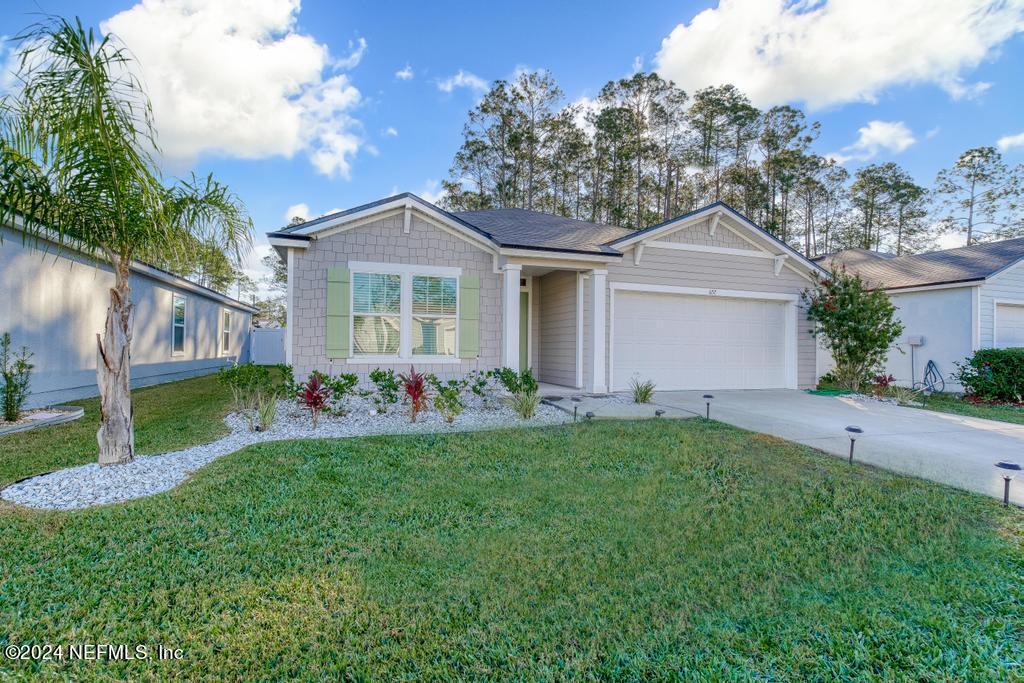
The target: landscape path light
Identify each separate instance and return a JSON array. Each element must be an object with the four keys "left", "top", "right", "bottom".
[
  {"left": 702, "top": 394, "right": 714, "bottom": 420},
  {"left": 845, "top": 425, "right": 863, "bottom": 464},
  {"left": 995, "top": 461, "right": 1021, "bottom": 507}
]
